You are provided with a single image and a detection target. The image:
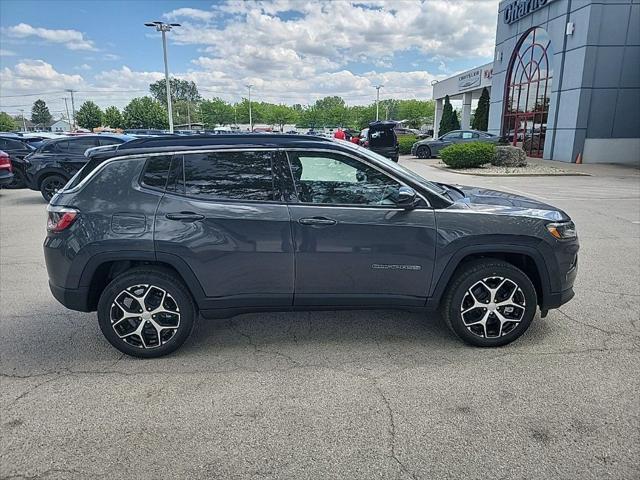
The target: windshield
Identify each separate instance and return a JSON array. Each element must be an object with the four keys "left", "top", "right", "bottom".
[{"left": 331, "top": 139, "right": 447, "bottom": 195}]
